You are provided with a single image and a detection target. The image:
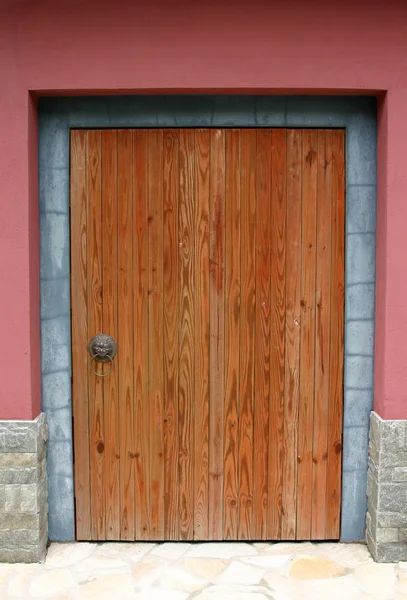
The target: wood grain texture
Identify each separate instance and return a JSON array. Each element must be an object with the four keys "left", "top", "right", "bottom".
[
  {"left": 117, "top": 130, "right": 135, "bottom": 540},
  {"left": 311, "top": 130, "right": 333, "bottom": 540},
  {"left": 86, "top": 130, "right": 105, "bottom": 540},
  {"left": 281, "top": 130, "right": 302, "bottom": 541},
  {"left": 238, "top": 129, "right": 256, "bottom": 540},
  {"left": 163, "top": 130, "right": 180, "bottom": 540},
  {"left": 70, "top": 130, "right": 91, "bottom": 540},
  {"left": 101, "top": 130, "right": 120, "bottom": 540},
  {"left": 326, "top": 130, "right": 345, "bottom": 539},
  {"left": 179, "top": 129, "right": 195, "bottom": 540},
  {"left": 268, "top": 129, "right": 287, "bottom": 540},
  {"left": 133, "top": 130, "right": 150, "bottom": 540},
  {"left": 253, "top": 130, "right": 271, "bottom": 540},
  {"left": 297, "top": 130, "right": 318, "bottom": 540},
  {"left": 148, "top": 129, "right": 165, "bottom": 540},
  {"left": 209, "top": 129, "right": 226, "bottom": 540},
  {"left": 71, "top": 127, "right": 345, "bottom": 543},
  {"left": 223, "top": 130, "right": 241, "bottom": 540},
  {"left": 194, "top": 129, "right": 210, "bottom": 540}
]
